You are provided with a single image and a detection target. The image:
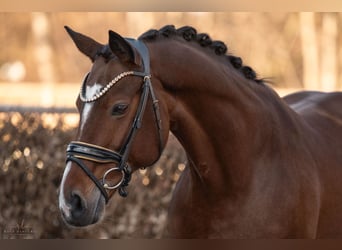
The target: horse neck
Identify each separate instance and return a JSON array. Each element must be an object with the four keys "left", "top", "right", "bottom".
[{"left": 149, "top": 39, "right": 301, "bottom": 195}]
